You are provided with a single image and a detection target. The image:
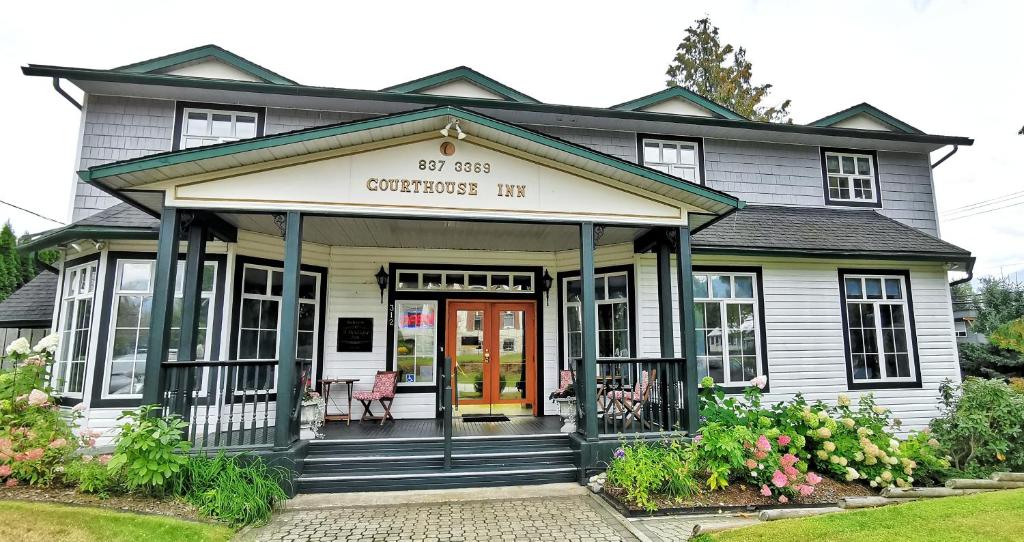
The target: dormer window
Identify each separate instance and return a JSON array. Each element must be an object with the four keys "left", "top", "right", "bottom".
[
  {"left": 639, "top": 136, "right": 703, "bottom": 184},
  {"left": 821, "top": 149, "right": 881, "bottom": 207},
  {"left": 173, "top": 102, "right": 265, "bottom": 151}
]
